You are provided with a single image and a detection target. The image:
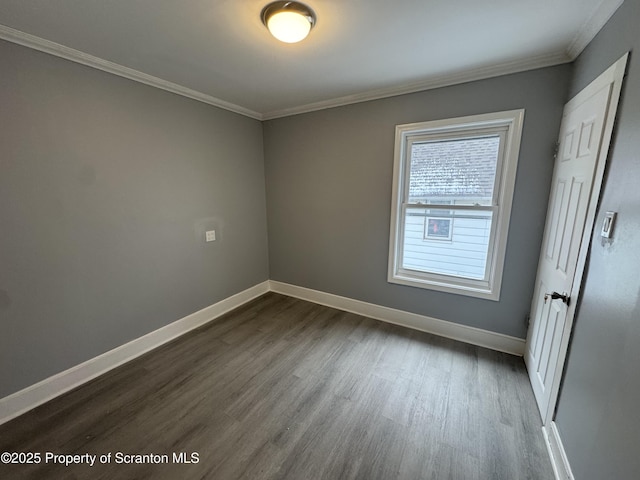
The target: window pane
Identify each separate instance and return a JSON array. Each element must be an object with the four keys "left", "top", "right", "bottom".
[
  {"left": 402, "top": 207, "right": 493, "bottom": 280},
  {"left": 424, "top": 199, "right": 451, "bottom": 218},
  {"left": 408, "top": 136, "right": 500, "bottom": 206}
]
